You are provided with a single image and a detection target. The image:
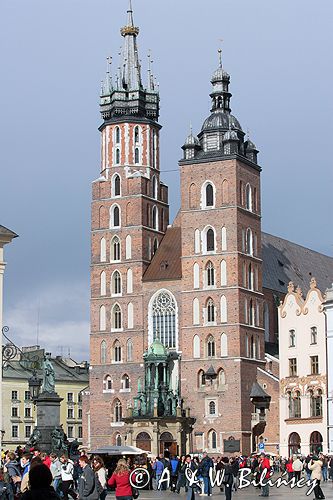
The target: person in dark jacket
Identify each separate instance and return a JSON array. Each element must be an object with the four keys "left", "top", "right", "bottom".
[
  {"left": 221, "top": 458, "right": 233, "bottom": 500},
  {"left": 21, "top": 463, "right": 60, "bottom": 500},
  {"left": 176, "top": 456, "right": 187, "bottom": 494},
  {"left": 0, "top": 469, "right": 14, "bottom": 500},
  {"left": 170, "top": 456, "right": 180, "bottom": 492},
  {"left": 4, "top": 452, "right": 21, "bottom": 497},
  {"left": 199, "top": 452, "right": 213, "bottom": 496},
  {"left": 184, "top": 455, "right": 197, "bottom": 500},
  {"left": 77, "top": 456, "right": 99, "bottom": 500}
]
